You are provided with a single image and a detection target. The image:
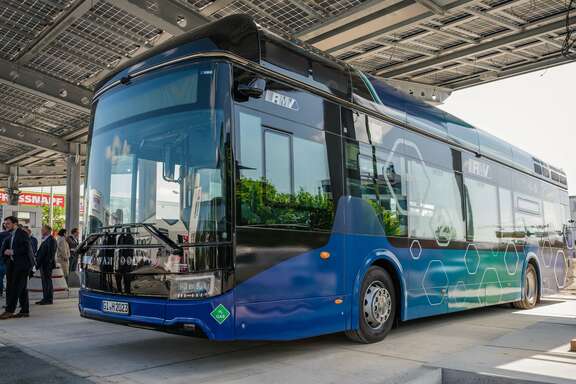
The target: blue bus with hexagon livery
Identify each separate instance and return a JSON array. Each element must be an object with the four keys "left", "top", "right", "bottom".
[{"left": 78, "top": 15, "right": 573, "bottom": 343}]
